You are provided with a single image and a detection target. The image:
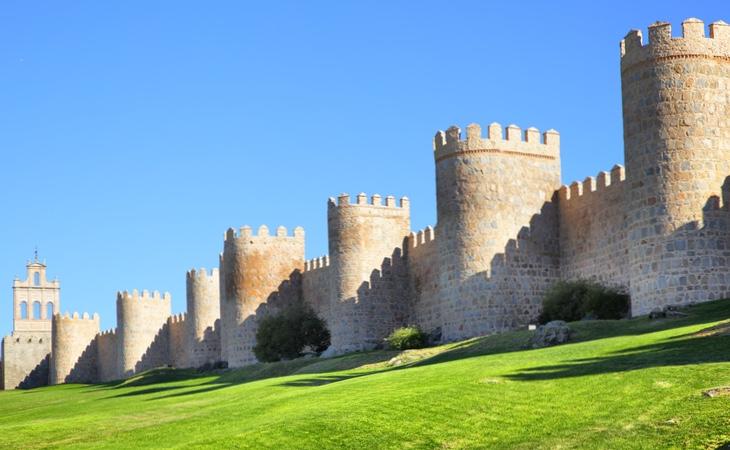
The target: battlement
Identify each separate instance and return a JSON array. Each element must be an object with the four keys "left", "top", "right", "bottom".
[
  {"left": 304, "top": 255, "right": 330, "bottom": 272},
  {"left": 621, "top": 18, "right": 730, "bottom": 67},
  {"left": 559, "top": 165, "right": 626, "bottom": 202},
  {"left": 55, "top": 312, "right": 100, "bottom": 322},
  {"left": 186, "top": 267, "right": 219, "bottom": 281},
  {"left": 224, "top": 225, "right": 305, "bottom": 242},
  {"left": 99, "top": 328, "right": 116, "bottom": 337},
  {"left": 408, "top": 226, "right": 436, "bottom": 249},
  {"left": 168, "top": 313, "right": 187, "bottom": 324},
  {"left": 327, "top": 193, "right": 410, "bottom": 209},
  {"left": 116, "top": 289, "right": 172, "bottom": 303},
  {"left": 434, "top": 123, "right": 560, "bottom": 162}
]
